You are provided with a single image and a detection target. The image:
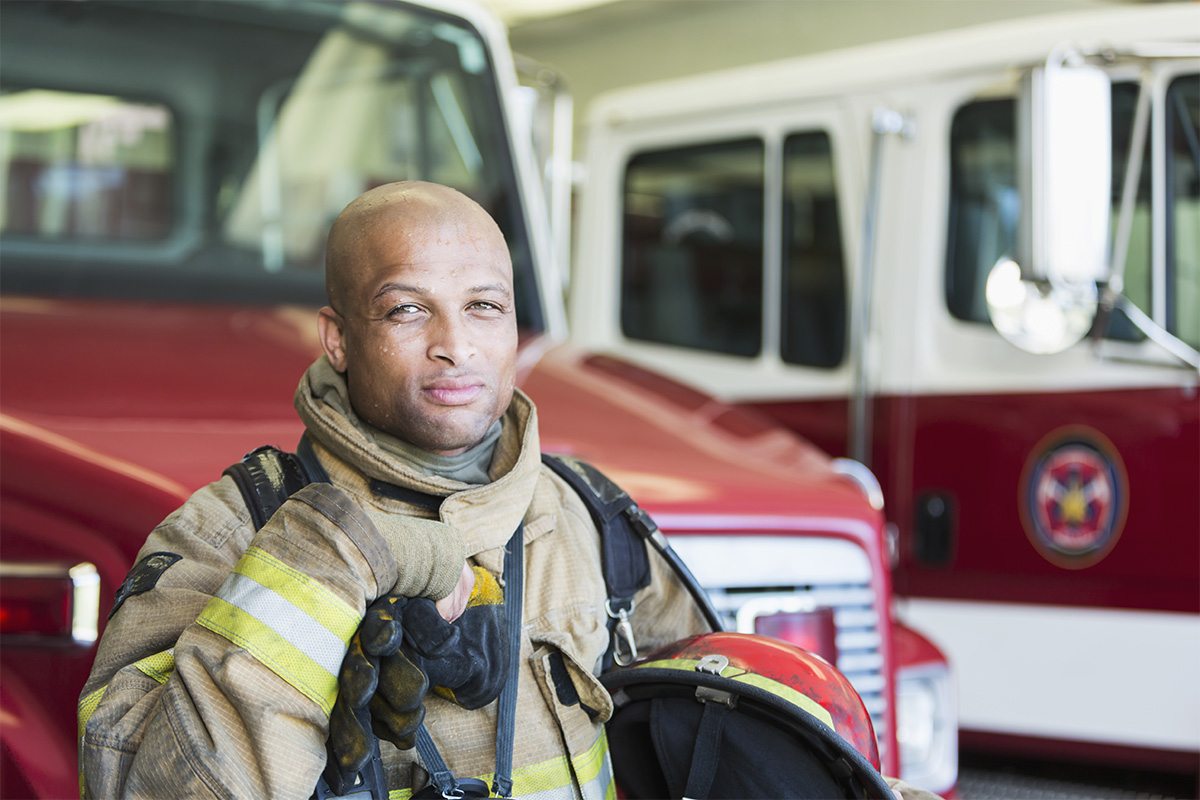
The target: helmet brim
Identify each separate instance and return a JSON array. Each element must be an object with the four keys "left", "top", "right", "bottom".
[{"left": 604, "top": 666, "right": 895, "bottom": 800}]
